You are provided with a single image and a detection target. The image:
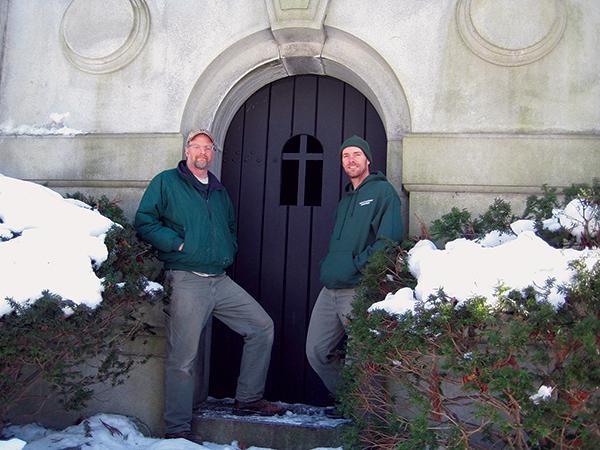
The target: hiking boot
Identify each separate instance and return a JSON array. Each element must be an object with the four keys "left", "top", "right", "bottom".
[
  {"left": 164, "top": 431, "right": 202, "bottom": 444},
  {"left": 233, "top": 398, "right": 286, "bottom": 416}
]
